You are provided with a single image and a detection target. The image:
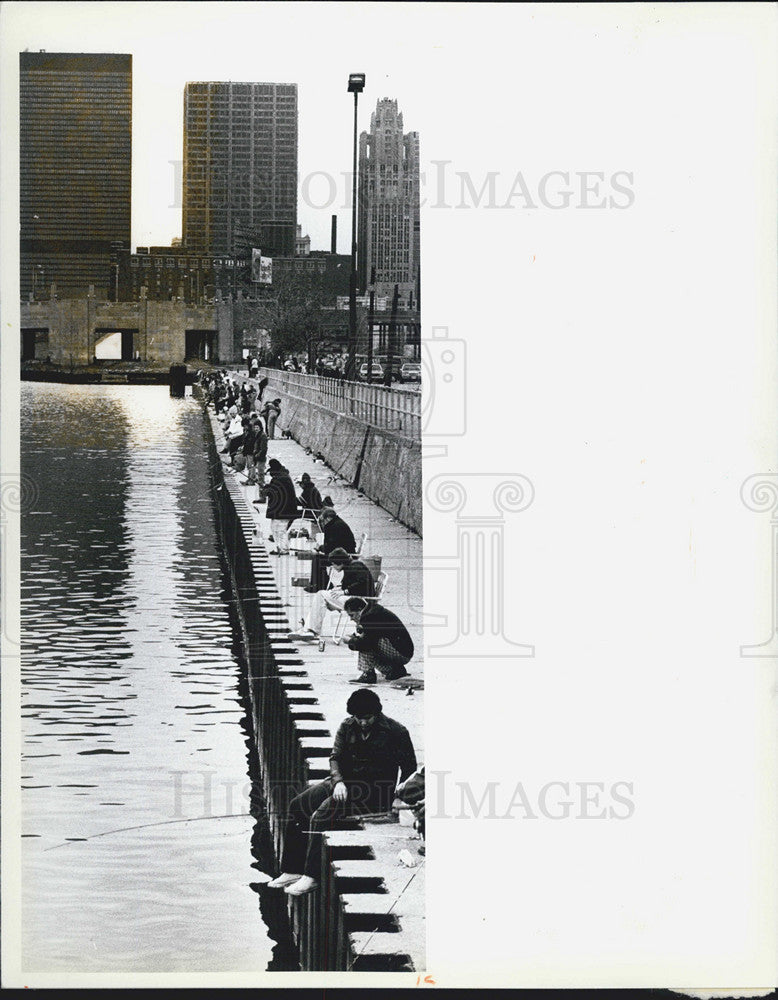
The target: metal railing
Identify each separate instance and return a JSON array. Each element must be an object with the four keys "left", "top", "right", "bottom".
[{"left": 259, "top": 368, "right": 420, "bottom": 439}]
